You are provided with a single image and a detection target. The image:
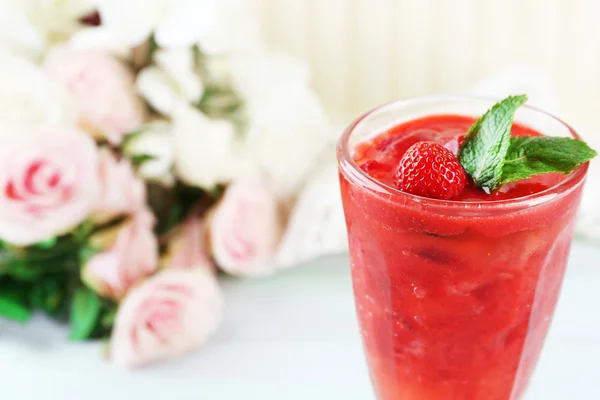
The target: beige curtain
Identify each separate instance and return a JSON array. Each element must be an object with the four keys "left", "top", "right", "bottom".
[{"left": 259, "top": 0, "right": 600, "bottom": 130}]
